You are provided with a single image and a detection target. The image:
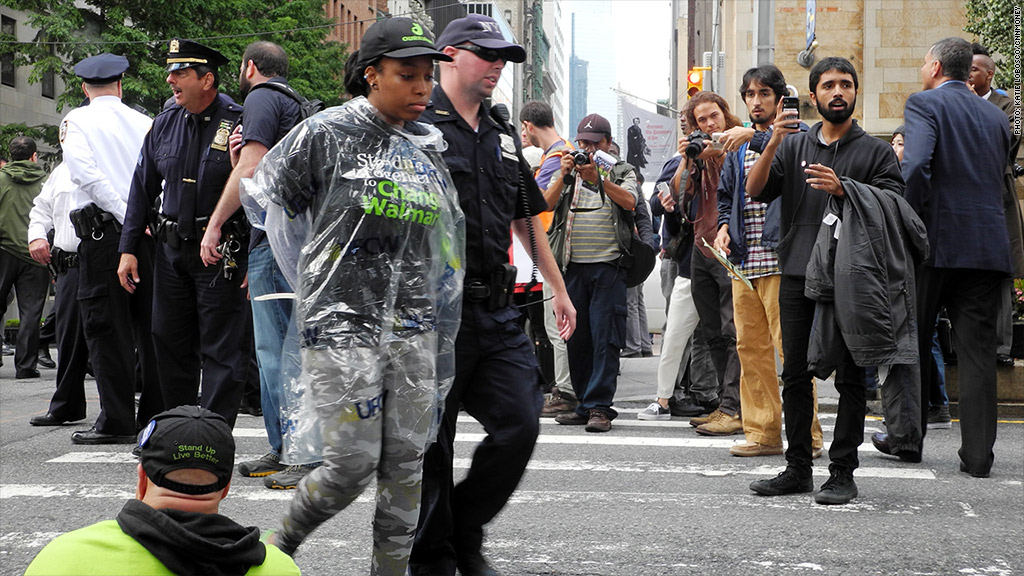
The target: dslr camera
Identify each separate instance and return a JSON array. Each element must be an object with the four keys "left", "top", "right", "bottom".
[
  {"left": 571, "top": 150, "right": 591, "bottom": 165},
  {"left": 684, "top": 130, "right": 711, "bottom": 159}
]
